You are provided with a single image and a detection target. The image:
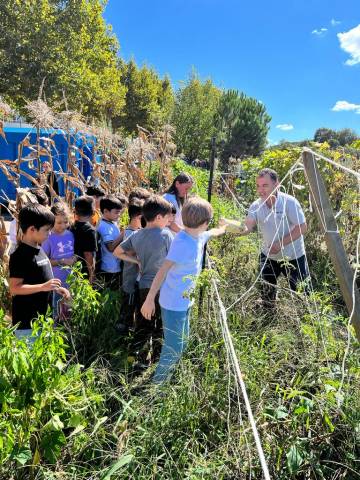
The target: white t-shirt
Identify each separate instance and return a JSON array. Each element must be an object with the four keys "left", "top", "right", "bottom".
[
  {"left": 97, "top": 219, "right": 121, "bottom": 273},
  {"left": 159, "top": 230, "right": 211, "bottom": 311},
  {"left": 163, "top": 193, "right": 183, "bottom": 228},
  {"left": 248, "top": 191, "right": 306, "bottom": 261}
]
